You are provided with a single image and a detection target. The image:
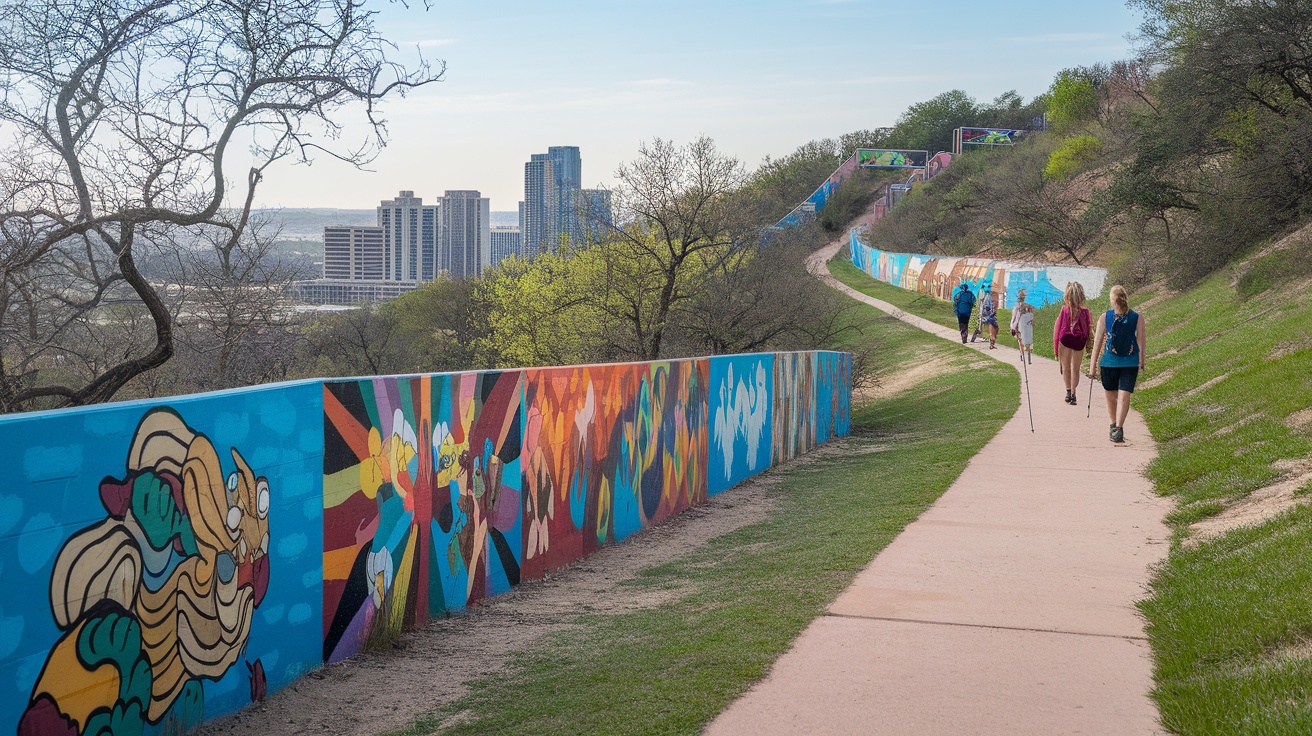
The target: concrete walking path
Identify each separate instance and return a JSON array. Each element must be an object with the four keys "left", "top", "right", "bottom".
[{"left": 705, "top": 241, "right": 1172, "bottom": 735}]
